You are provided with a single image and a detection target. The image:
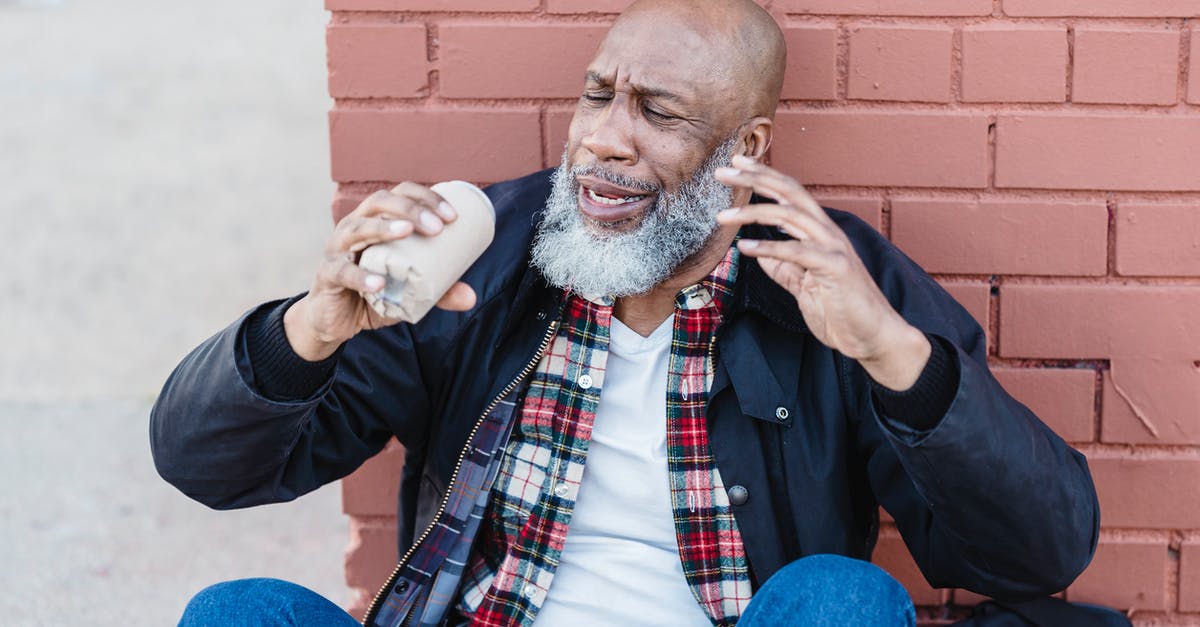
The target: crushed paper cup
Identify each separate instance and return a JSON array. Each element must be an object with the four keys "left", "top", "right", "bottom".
[{"left": 359, "top": 181, "right": 495, "bottom": 322}]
